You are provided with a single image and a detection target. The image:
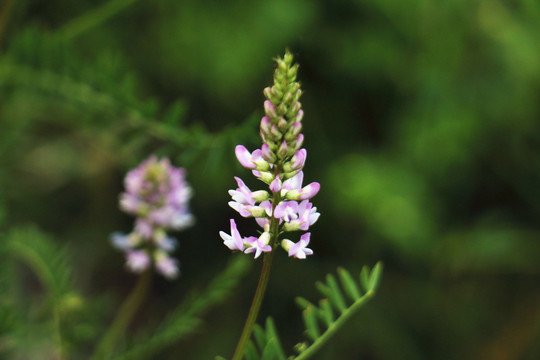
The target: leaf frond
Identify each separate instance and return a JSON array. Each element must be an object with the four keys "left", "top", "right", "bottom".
[{"left": 242, "top": 263, "right": 383, "bottom": 360}]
